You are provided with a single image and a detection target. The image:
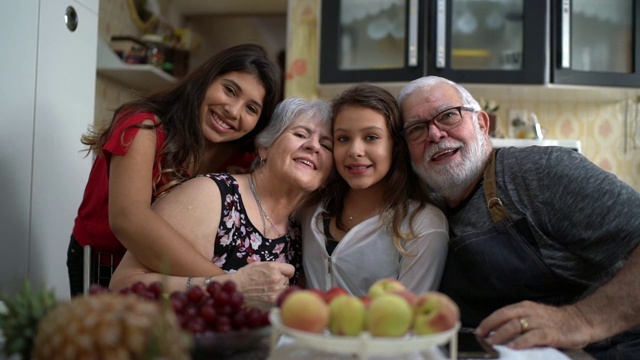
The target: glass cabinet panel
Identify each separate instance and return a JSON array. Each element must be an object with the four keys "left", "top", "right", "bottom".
[
  {"left": 339, "top": 0, "right": 407, "bottom": 70},
  {"left": 450, "top": 0, "right": 524, "bottom": 71},
  {"left": 429, "top": 0, "right": 547, "bottom": 84},
  {"left": 569, "top": 0, "right": 632, "bottom": 73},
  {"left": 320, "top": 0, "right": 425, "bottom": 84},
  {"left": 553, "top": 0, "right": 640, "bottom": 87}
]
